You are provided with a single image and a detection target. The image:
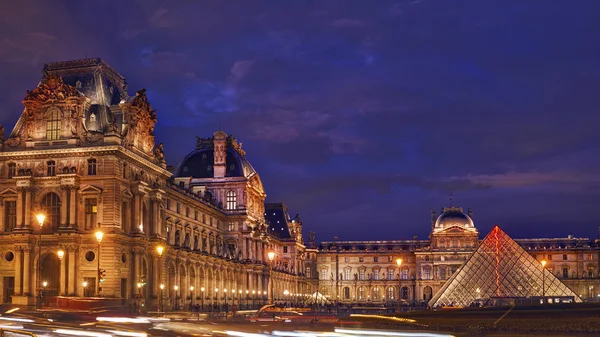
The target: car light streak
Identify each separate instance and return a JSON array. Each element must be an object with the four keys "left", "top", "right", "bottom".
[
  {"left": 0, "top": 317, "right": 34, "bottom": 323},
  {"left": 225, "top": 331, "right": 270, "bottom": 337},
  {"left": 54, "top": 329, "right": 112, "bottom": 337},
  {"left": 96, "top": 317, "right": 150, "bottom": 323},
  {"left": 106, "top": 330, "right": 147, "bottom": 337},
  {"left": 335, "top": 328, "right": 454, "bottom": 337}
]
